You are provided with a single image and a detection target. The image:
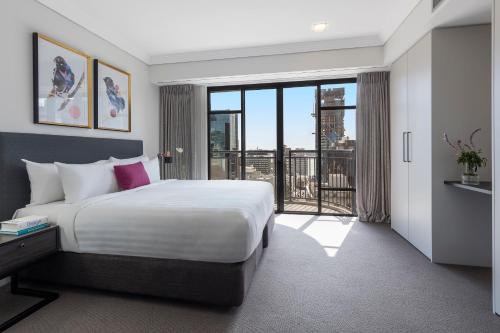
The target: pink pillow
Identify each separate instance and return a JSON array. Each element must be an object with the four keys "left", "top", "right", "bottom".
[{"left": 114, "top": 162, "right": 150, "bottom": 190}]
